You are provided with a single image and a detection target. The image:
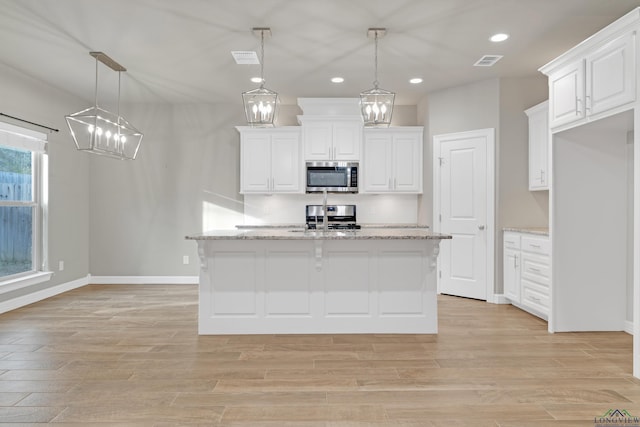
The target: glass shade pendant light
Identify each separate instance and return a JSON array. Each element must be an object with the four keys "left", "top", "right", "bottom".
[
  {"left": 360, "top": 28, "right": 395, "bottom": 127},
  {"left": 65, "top": 52, "right": 143, "bottom": 160},
  {"left": 242, "top": 28, "right": 278, "bottom": 127}
]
